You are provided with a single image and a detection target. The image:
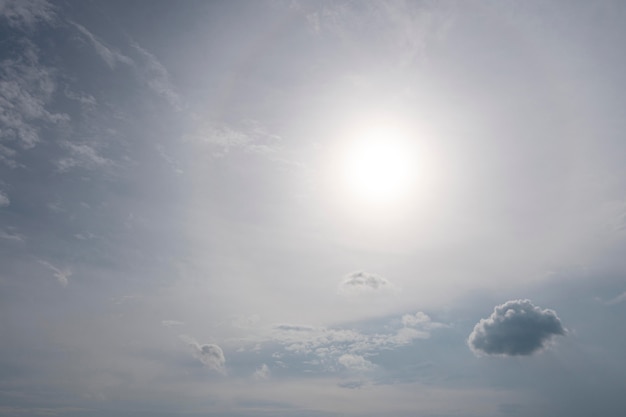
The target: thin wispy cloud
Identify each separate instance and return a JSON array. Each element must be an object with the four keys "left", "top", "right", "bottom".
[
  {"left": 605, "top": 291, "right": 626, "bottom": 305},
  {"left": 0, "top": 39, "right": 69, "bottom": 165},
  {"left": 38, "top": 259, "right": 71, "bottom": 287},
  {"left": 131, "top": 42, "right": 182, "bottom": 111},
  {"left": 0, "top": 227, "right": 24, "bottom": 242},
  {"left": 71, "top": 21, "right": 134, "bottom": 69},
  {"left": 338, "top": 271, "right": 396, "bottom": 295},
  {"left": 56, "top": 141, "right": 112, "bottom": 172}
]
